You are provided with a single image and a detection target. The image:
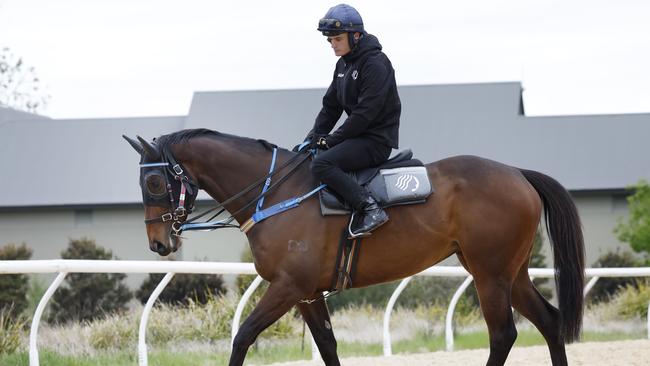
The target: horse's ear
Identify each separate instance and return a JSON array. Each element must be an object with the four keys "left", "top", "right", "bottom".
[
  {"left": 122, "top": 135, "right": 144, "bottom": 155},
  {"left": 137, "top": 135, "right": 161, "bottom": 160}
]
